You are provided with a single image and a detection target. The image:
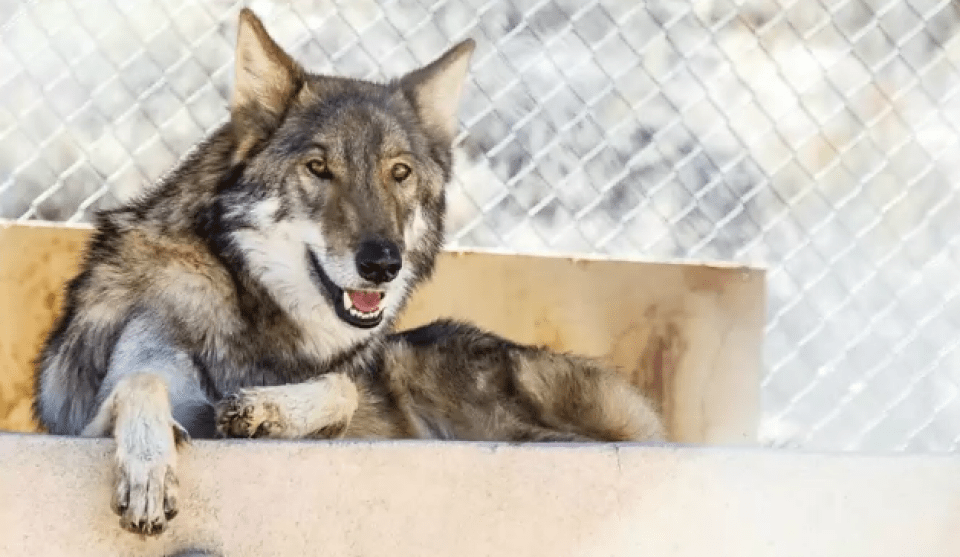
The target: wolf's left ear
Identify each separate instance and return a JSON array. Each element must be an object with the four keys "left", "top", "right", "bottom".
[
  {"left": 400, "top": 39, "right": 476, "bottom": 144},
  {"left": 232, "top": 8, "right": 303, "bottom": 121}
]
